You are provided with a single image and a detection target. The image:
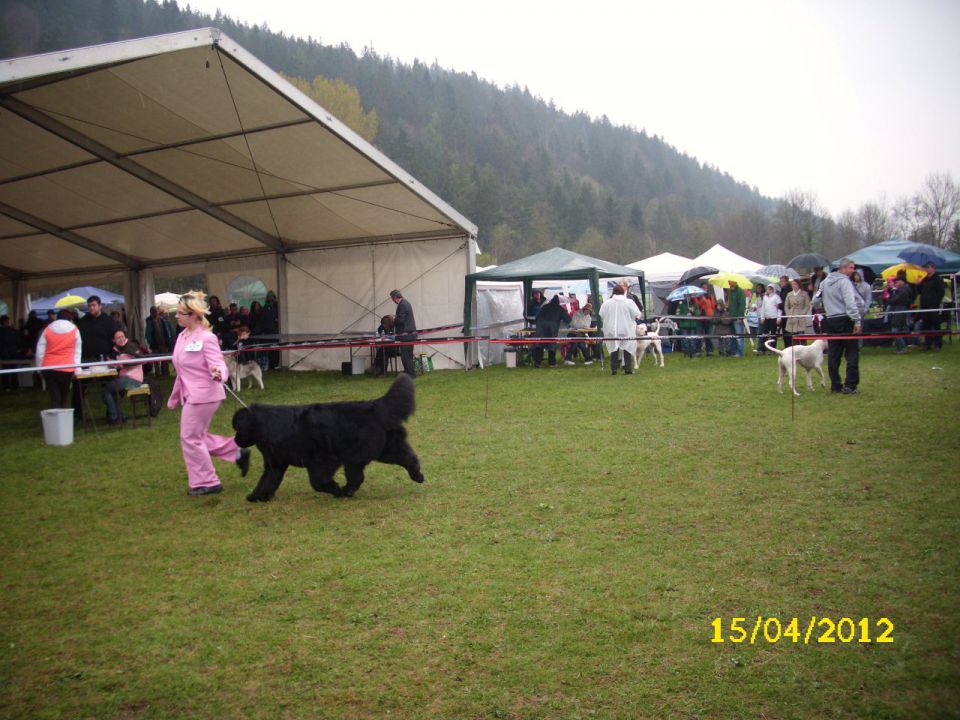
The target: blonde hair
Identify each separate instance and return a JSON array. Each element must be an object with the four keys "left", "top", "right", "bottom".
[{"left": 178, "top": 290, "right": 211, "bottom": 330}]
